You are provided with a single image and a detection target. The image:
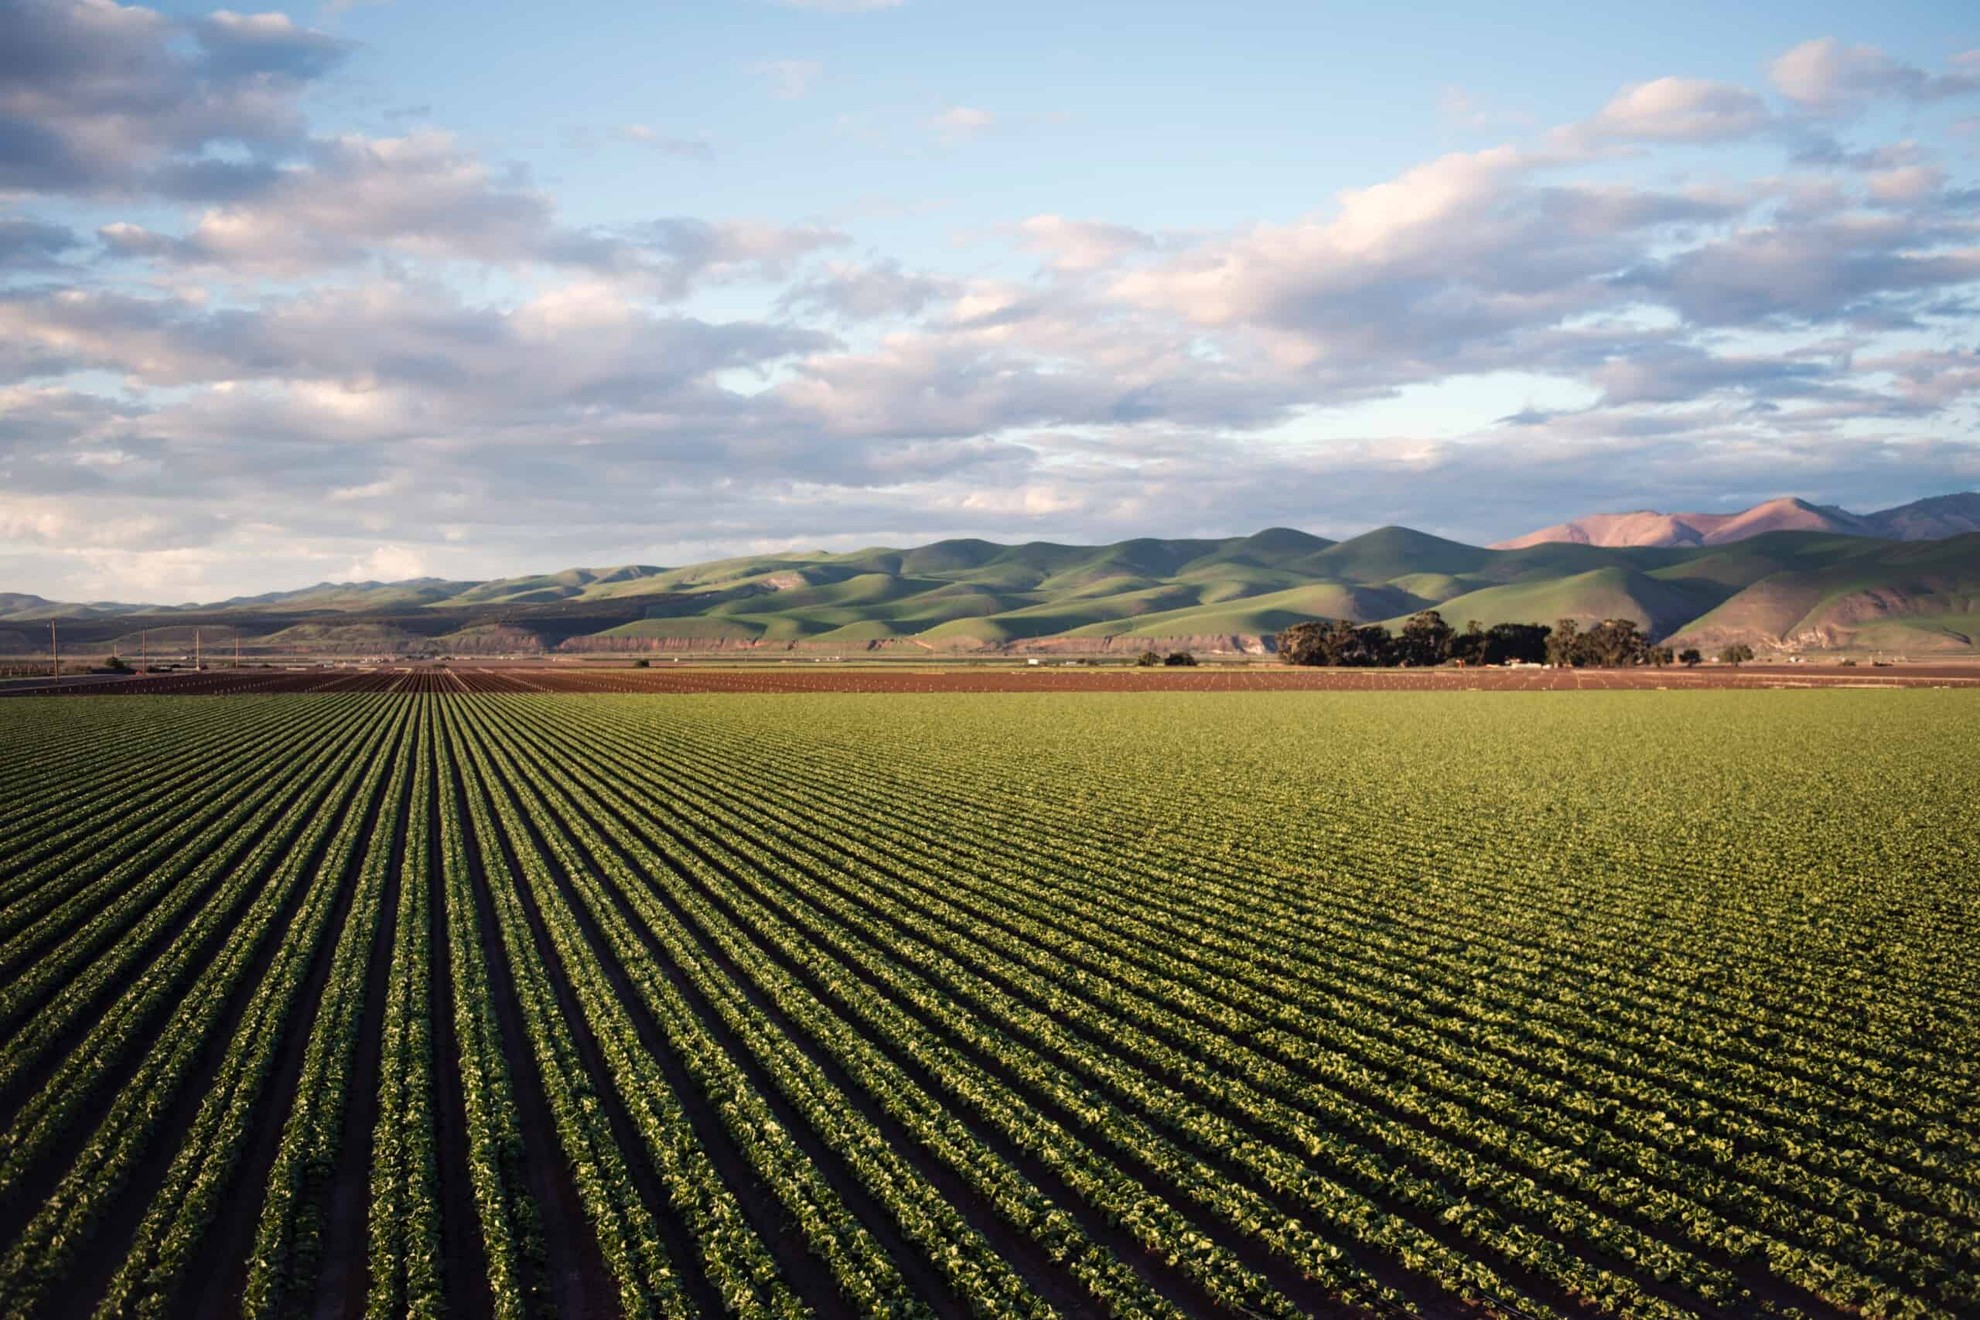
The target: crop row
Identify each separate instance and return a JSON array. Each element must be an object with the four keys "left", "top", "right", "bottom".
[{"left": 0, "top": 689, "right": 1970, "bottom": 1319}]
